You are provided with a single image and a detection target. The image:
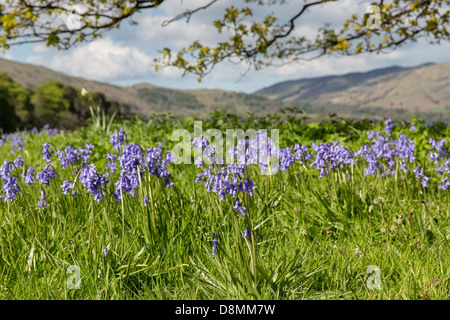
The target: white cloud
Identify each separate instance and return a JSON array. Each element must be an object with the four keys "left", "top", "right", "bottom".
[
  {"left": 50, "top": 38, "right": 153, "bottom": 81},
  {"left": 25, "top": 55, "right": 47, "bottom": 66}
]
